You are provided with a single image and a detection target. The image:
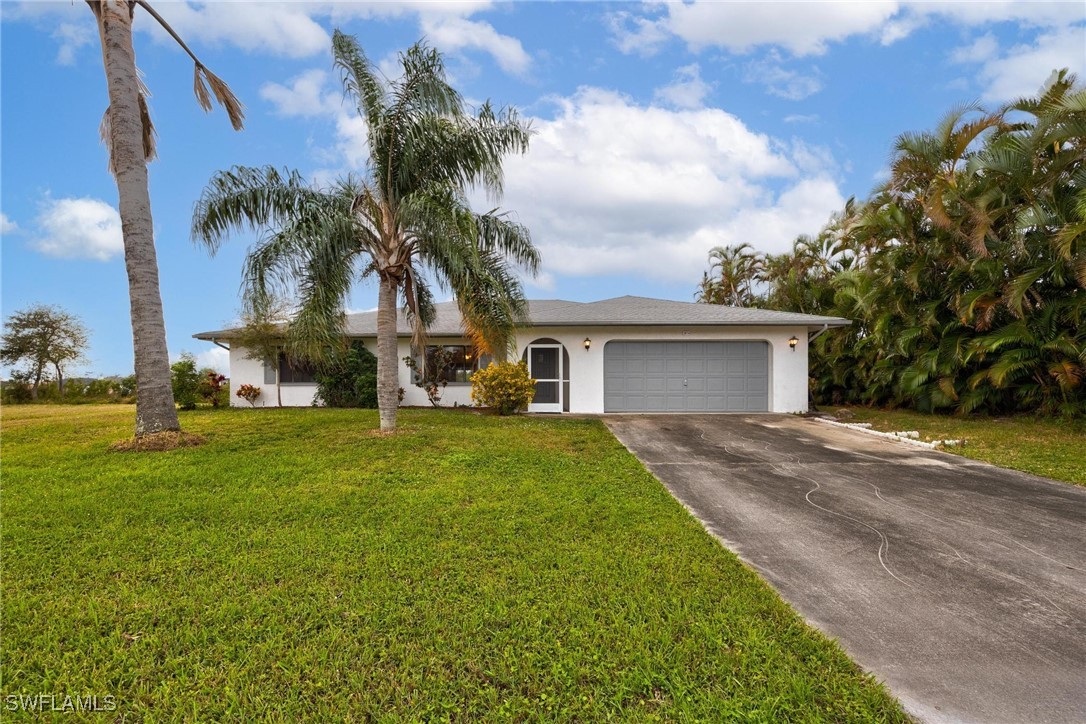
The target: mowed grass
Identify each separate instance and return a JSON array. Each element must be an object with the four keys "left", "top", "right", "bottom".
[
  {"left": 3, "top": 405, "right": 906, "bottom": 721},
  {"left": 836, "top": 406, "right": 1086, "bottom": 487}
]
